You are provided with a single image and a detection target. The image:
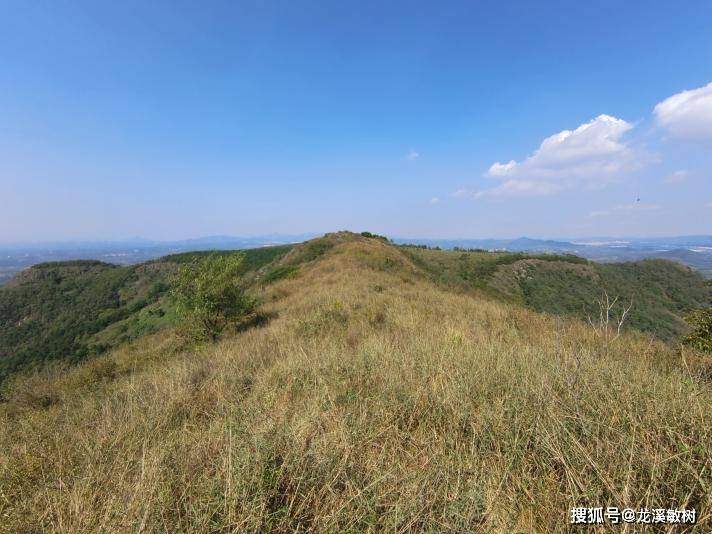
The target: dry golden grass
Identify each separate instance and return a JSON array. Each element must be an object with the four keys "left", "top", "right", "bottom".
[{"left": 1, "top": 234, "right": 710, "bottom": 532}]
